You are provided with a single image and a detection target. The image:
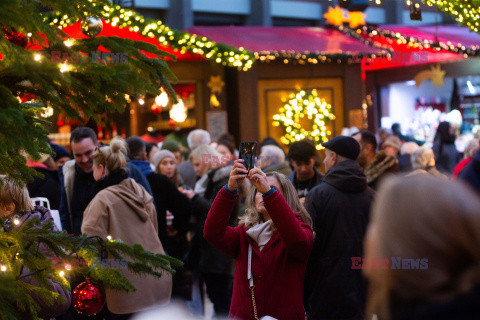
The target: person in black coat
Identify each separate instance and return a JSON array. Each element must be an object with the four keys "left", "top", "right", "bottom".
[
  {"left": 432, "top": 121, "right": 460, "bottom": 175},
  {"left": 457, "top": 149, "right": 480, "bottom": 194},
  {"left": 126, "top": 136, "right": 192, "bottom": 245},
  {"left": 304, "top": 136, "right": 375, "bottom": 320}
]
